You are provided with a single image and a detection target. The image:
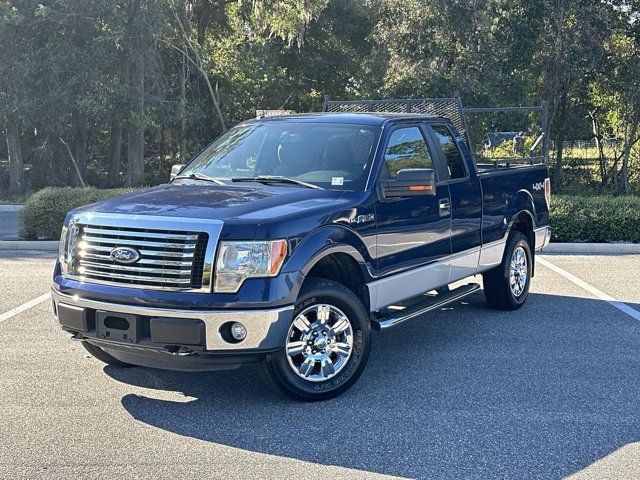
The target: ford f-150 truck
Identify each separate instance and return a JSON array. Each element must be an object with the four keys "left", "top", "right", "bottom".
[{"left": 52, "top": 98, "right": 551, "bottom": 401}]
